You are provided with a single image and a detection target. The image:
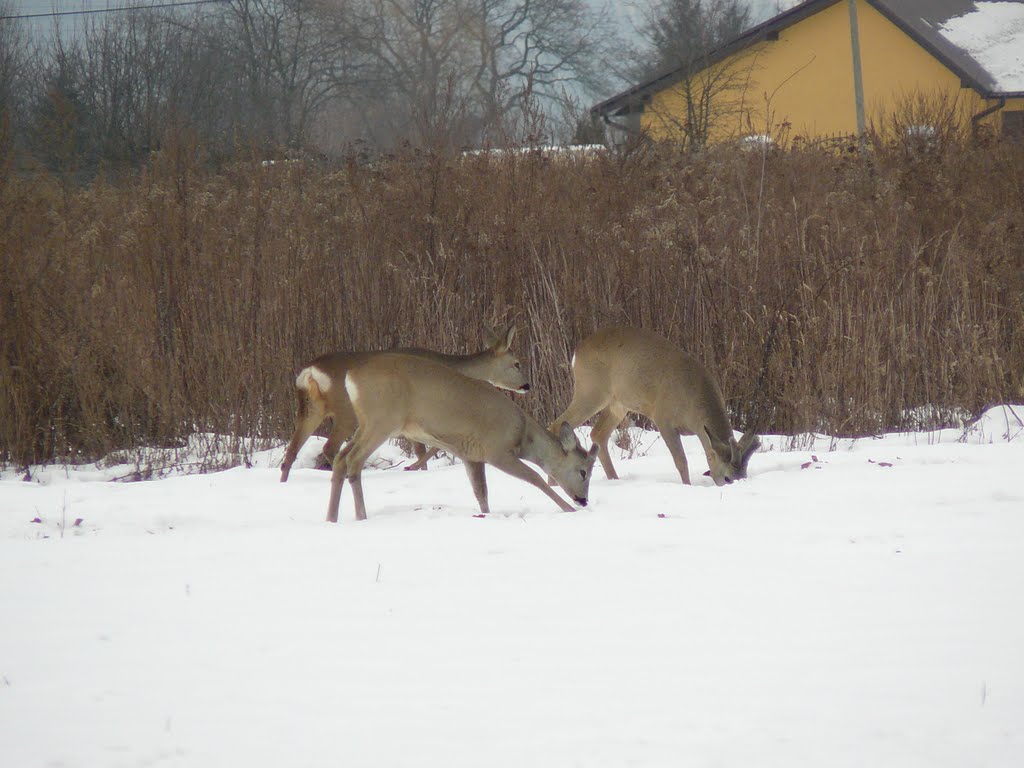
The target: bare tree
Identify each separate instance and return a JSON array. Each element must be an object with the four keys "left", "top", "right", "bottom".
[
  {"left": 29, "top": 31, "right": 95, "bottom": 175},
  {"left": 8, "top": 0, "right": 616, "bottom": 161},
  {"left": 217, "top": 0, "right": 359, "bottom": 148},
  {"left": 627, "top": 0, "right": 756, "bottom": 150},
  {"left": 633, "top": 0, "right": 749, "bottom": 80},
  {"left": 341, "top": 0, "right": 479, "bottom": 147},
  {"left": 465, "top": 0, "right": 613, "bottom": 144},
  {"left": 344, "top": 0, "right": 616, "bottom": 148},
  {"left": 26, "top": 8, "right": 241, "bottom": 171},
  {"left": 0, "top": 1, "right": 35, "bottom": 147}
]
